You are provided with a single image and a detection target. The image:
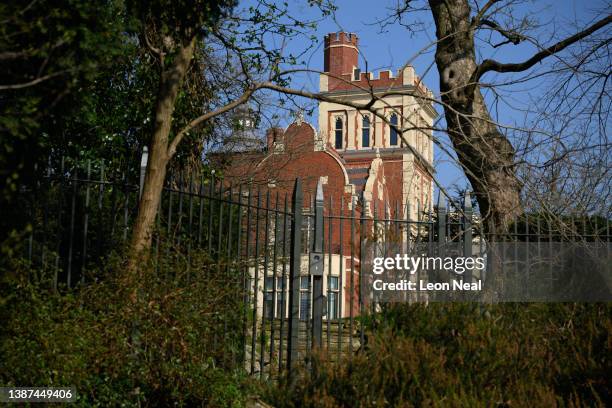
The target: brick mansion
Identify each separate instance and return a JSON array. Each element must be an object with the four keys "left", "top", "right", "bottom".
[
  {"left": 217, "top": 32, "right": 437, "bottom": 320},
  {"left": 221, "top": 31, "right": 436, "bottom": 221}
]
